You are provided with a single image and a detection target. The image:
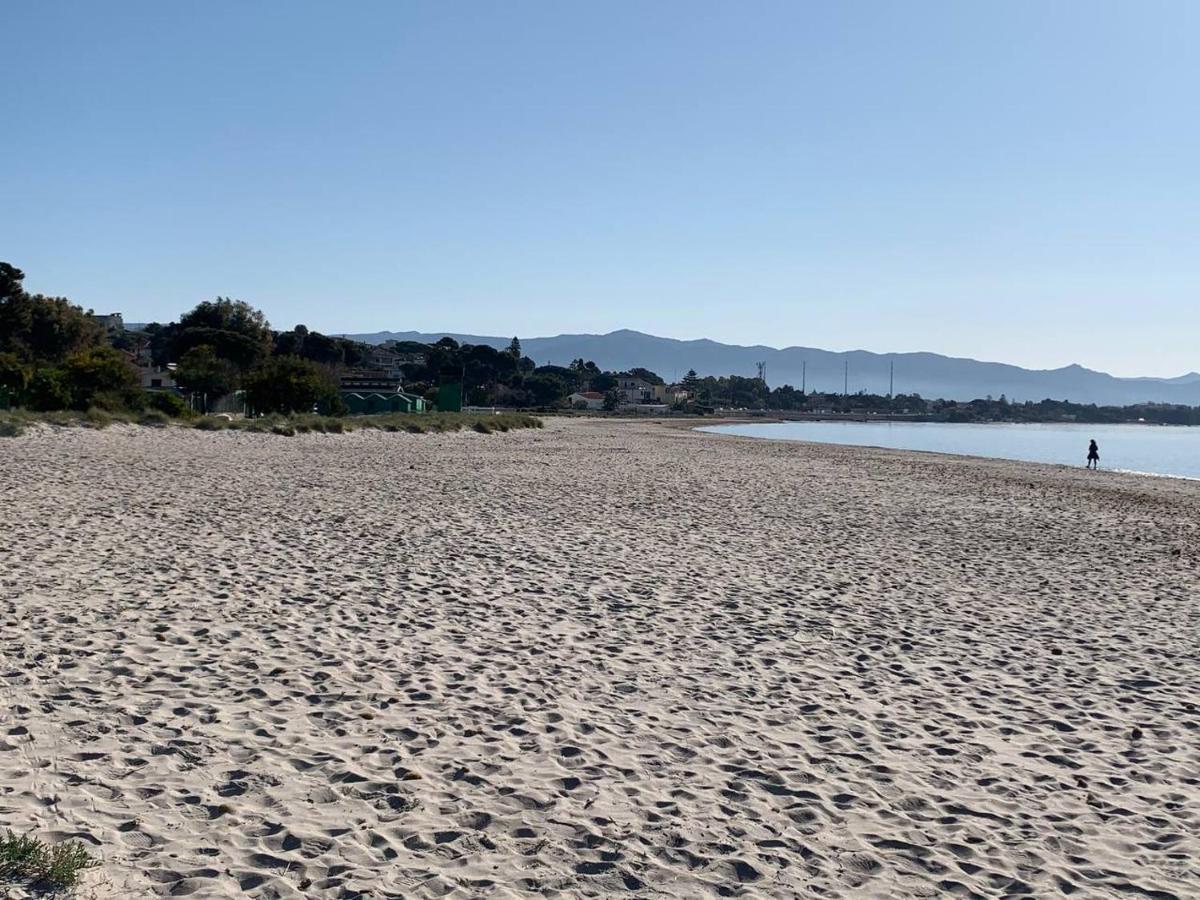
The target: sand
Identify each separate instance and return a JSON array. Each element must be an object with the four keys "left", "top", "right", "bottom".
[{"left": 1, "top": 417, "right": 1197, "bottom": 899}]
